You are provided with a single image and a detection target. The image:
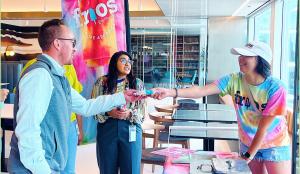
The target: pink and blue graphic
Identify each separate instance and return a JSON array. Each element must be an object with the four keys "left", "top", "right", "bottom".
[
  {"left": 61, "top": 0, "right": 129, "bottom": 142},
  {"left": 62, "top": 0, "right": 127, "bottom": 81}
]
